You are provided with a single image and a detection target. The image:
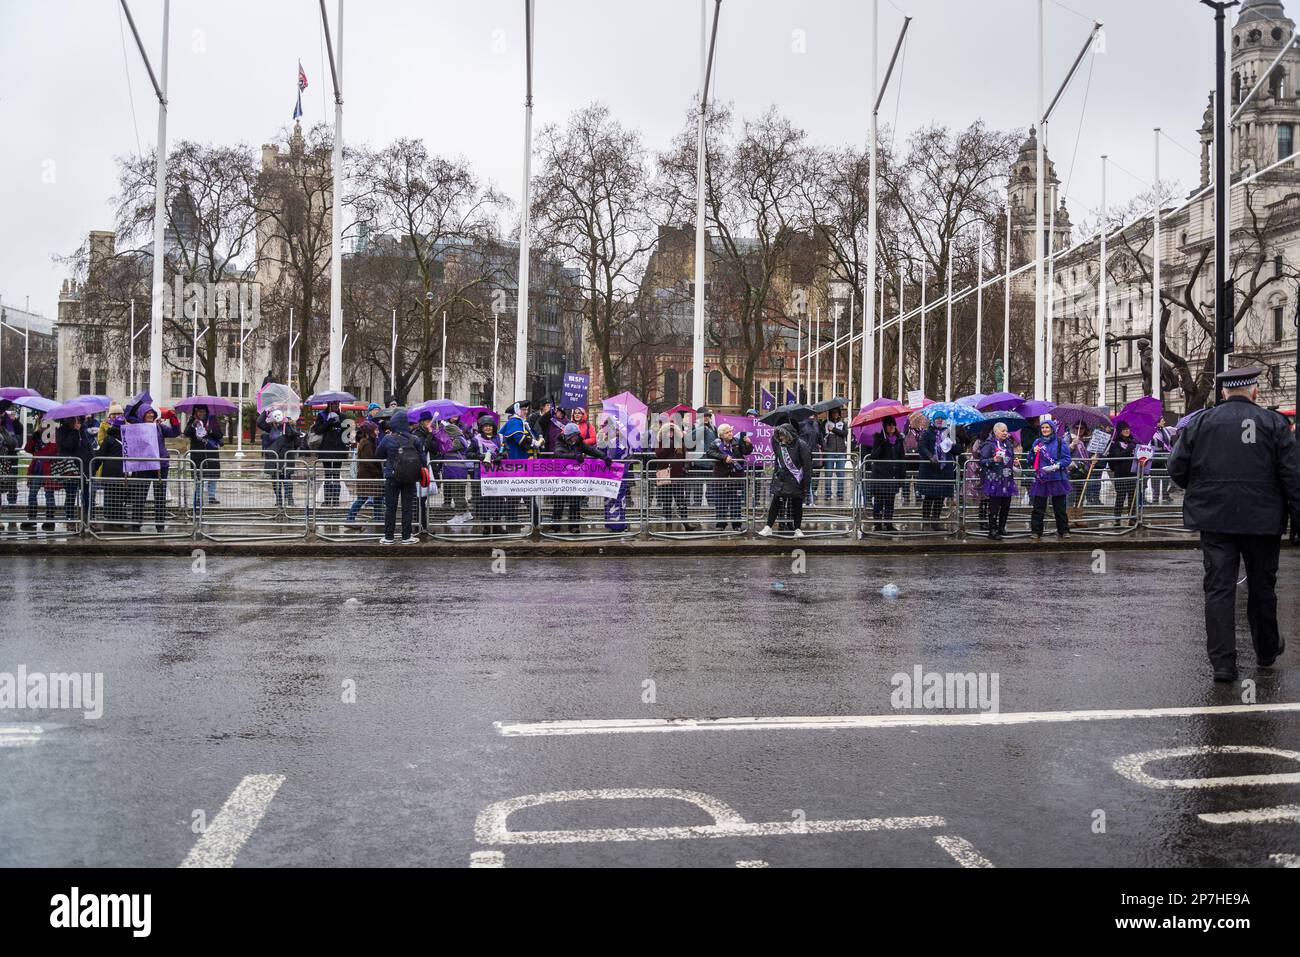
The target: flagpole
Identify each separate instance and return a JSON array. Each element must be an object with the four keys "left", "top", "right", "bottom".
[
  {"left": 814, "top": 306, "right": 821, "bottom": 402},
  {"left": 287, "top": 307, "right": 293, "bottom": 388},
  {"left": 1033, "top": 0, "right": 1046, "bottom": 401},
  {"left": 319, "top": 0, "right": 344, "bottom": 391},
  {"left": 1046, "top": 184, "right": 1057, "bottom": 400},
  {"left": 832, "top": 304, "right": 839, "bottom": 397},
  {"left": 919, "top": 262, "right": 927, "bottom": 398},
  {"left": 515, "top": 0, "right": 535, "bottom": 403},
  {"left": 391, "top": 308, "right": 397, "bottom": 398},
  {"left": 1003, "top": 203, "right": 1012, "bottom": 392},
  {"left": 1098, "top": 155, "right": 1108, "bottom": 406},
  {"left": 944, "top": 250, "right": 953, "bottom": 401},
  {"left": 692, "top": 0, "right": 722, "bottom": 410},
  {"left": 878, "top": 281, "right": 885, "bottom": 397},
  {"left": 440, "top": 309, "right": 447, "bottom": 399},
  {"left": 897, "top": 261, "right": 905, "bottom": 398},
  {"left": 120, "top": 0, "right": 169, "bottom": 401},
  {"left": 975, "top": 221, "right": 984, "bottom": 394},
  {"left": 863, "top": 0, "right": 879, "bottom": 408},
  {"left": 1152, "top": 128, "right": 1162, "bottom": 404}
]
